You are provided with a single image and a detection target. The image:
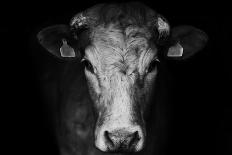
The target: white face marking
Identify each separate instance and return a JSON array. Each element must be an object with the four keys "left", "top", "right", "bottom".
[{"left": 84, "top": 24, "right": 158, "bottom": 151}]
